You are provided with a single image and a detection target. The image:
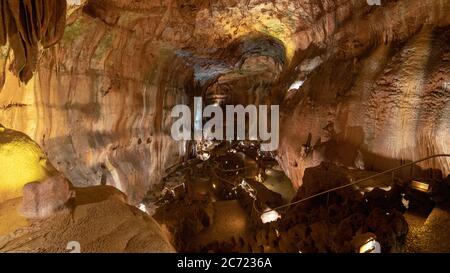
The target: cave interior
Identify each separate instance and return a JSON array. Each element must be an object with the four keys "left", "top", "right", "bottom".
[{"left": 0, "top": 0, "right": 449, "bottom": 253}]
